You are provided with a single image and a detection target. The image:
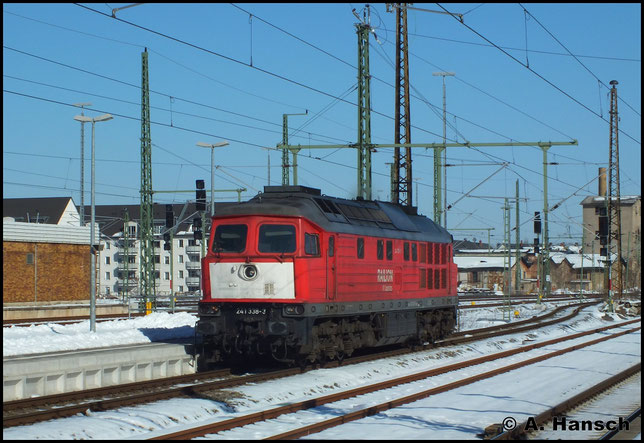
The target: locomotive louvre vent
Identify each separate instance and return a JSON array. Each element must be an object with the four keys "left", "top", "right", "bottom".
[{"left": 264, "top": 282, "right": 275, "bottom": 295}]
